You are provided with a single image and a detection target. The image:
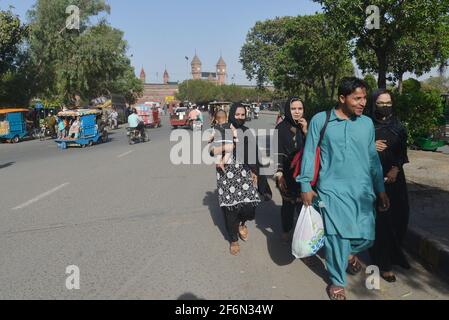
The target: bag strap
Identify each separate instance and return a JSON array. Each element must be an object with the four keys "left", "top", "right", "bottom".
[{"left": 317, "top": 110, "right": 332, "bottom": 147}]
